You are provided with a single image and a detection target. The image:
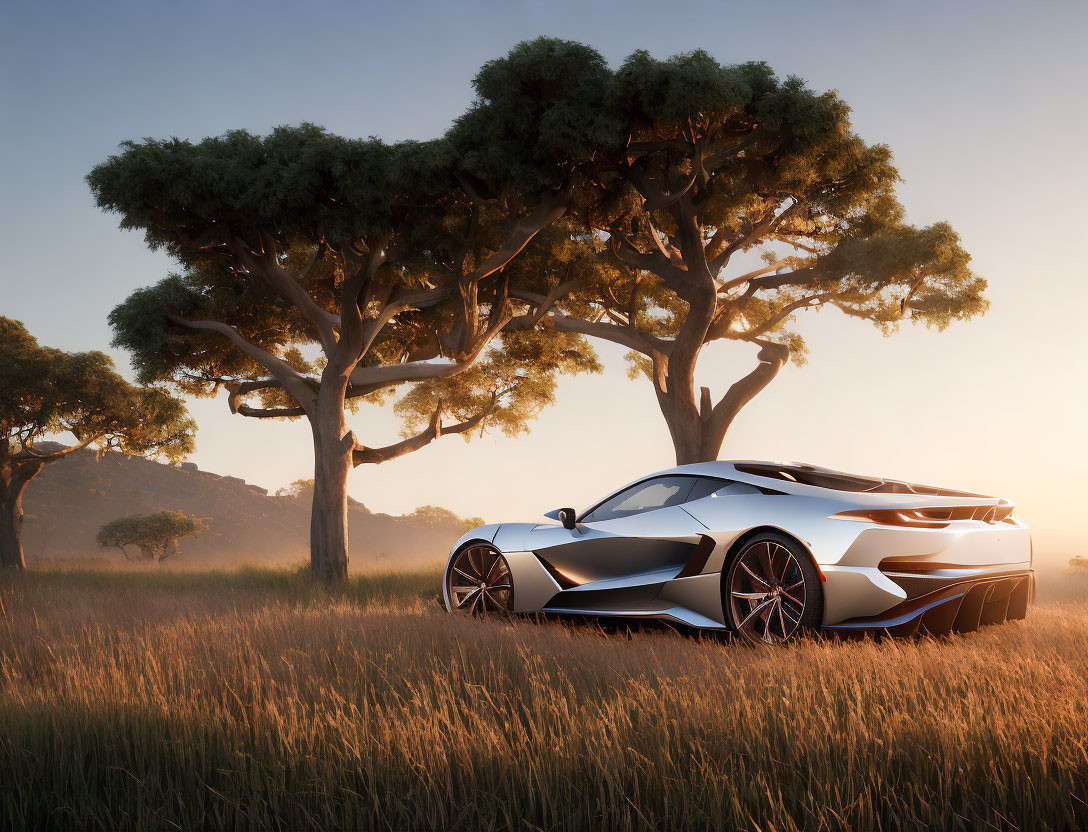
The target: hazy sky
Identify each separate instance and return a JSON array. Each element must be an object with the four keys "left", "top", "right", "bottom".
[{"left": 3, "top": 0, "right": 1086, "bottom": 559}]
